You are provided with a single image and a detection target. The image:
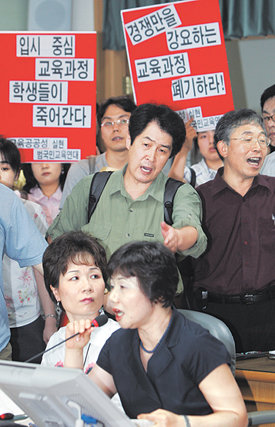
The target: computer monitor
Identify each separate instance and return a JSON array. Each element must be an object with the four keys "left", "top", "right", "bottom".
[{"left": 0, "top": 360, "right": 145, "bottom": 427}]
